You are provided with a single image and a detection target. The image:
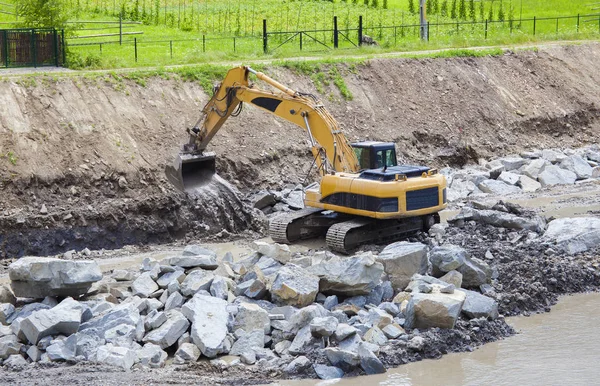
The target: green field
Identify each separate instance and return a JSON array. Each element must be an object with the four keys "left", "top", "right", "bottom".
[{"left": 0, "top": 0, "right": 597, "bottom": 69}]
